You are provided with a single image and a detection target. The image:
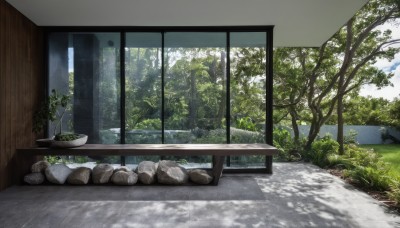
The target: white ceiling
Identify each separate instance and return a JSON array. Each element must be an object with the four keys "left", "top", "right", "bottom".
[{"left": 6, "top": 0, "right": 368, "bottom": 47}]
